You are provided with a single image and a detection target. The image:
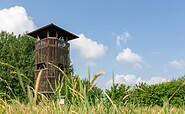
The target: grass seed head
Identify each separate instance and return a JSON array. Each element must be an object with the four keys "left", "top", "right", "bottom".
[{"left": 90, "top": 72, "right": 105, "bottom": 85}]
